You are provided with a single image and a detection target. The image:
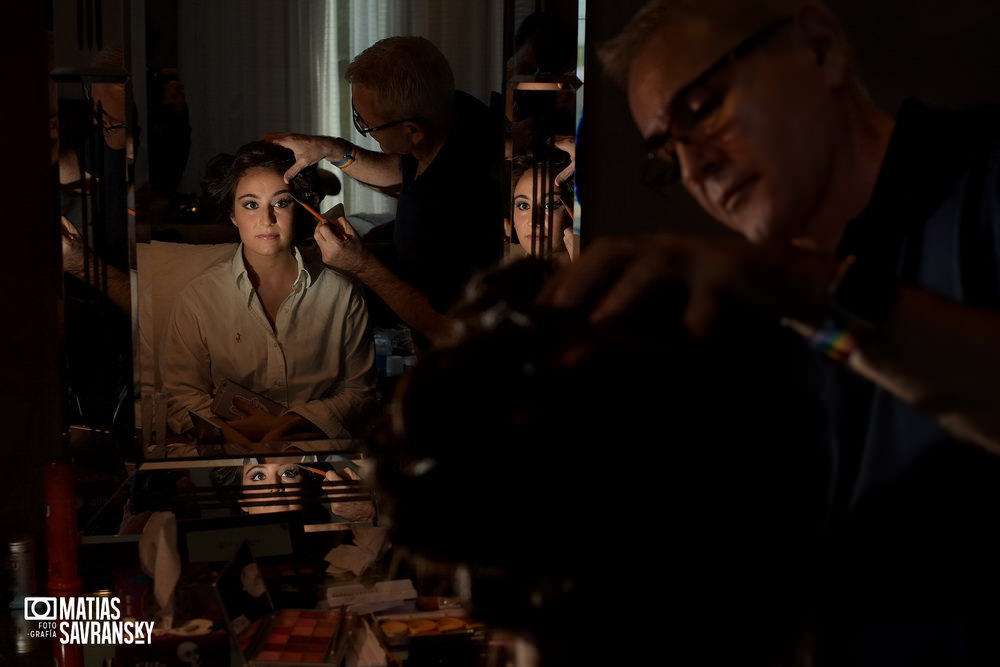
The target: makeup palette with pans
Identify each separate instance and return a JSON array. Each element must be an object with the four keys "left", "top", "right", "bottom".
[{"left": 214, "top": 541, "right": 353, "bottom": 666}]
